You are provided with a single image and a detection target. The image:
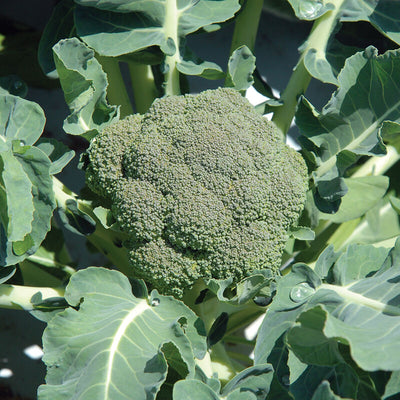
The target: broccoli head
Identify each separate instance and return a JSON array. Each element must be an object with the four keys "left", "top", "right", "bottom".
[{"left": 85, "top": 88, "right": 308, "bottom": 297}]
